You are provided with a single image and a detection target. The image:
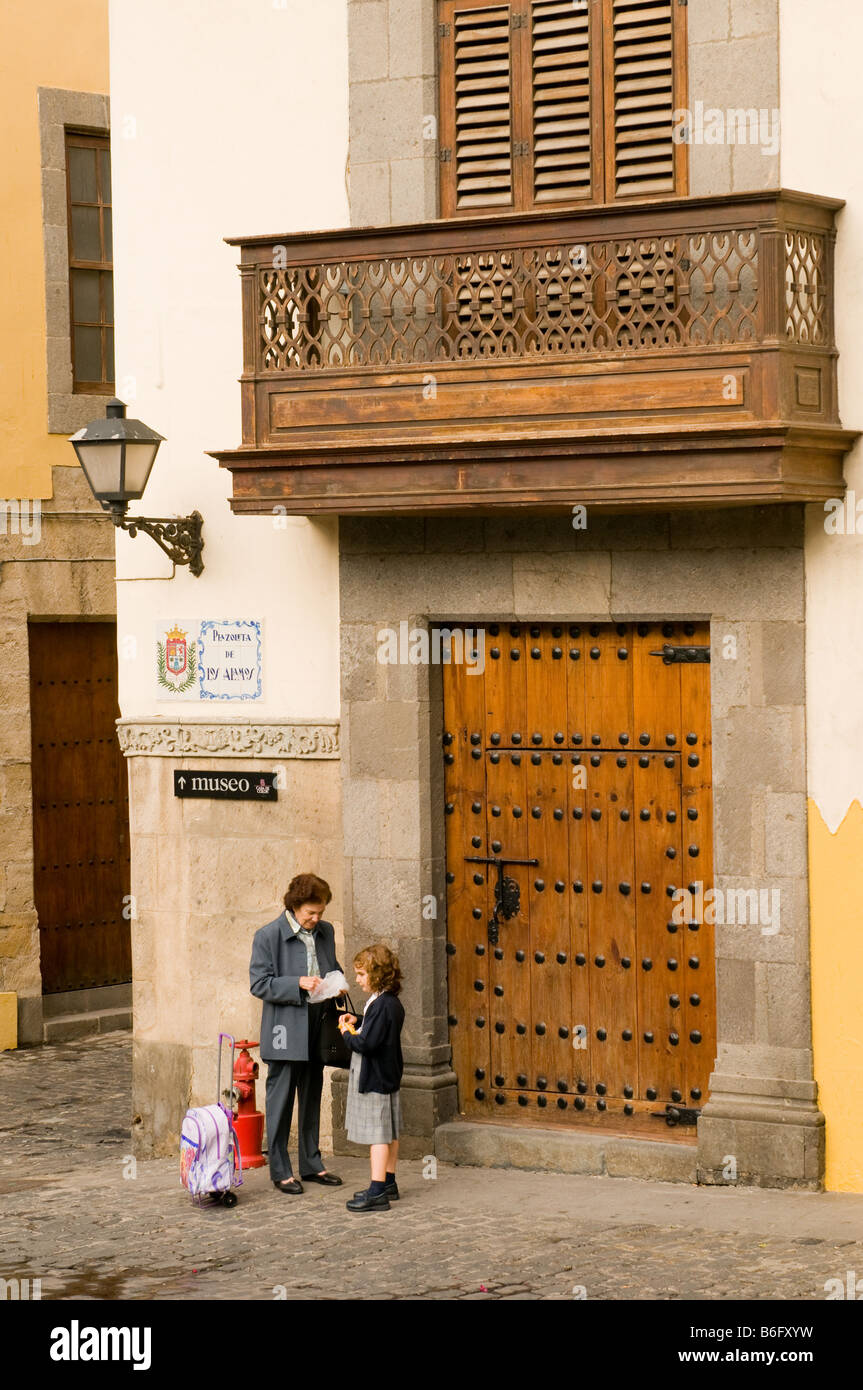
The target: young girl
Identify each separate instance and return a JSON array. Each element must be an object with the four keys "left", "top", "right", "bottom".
[{"left": 338, "top": 944, "right": 404, "bottom": 1212}]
